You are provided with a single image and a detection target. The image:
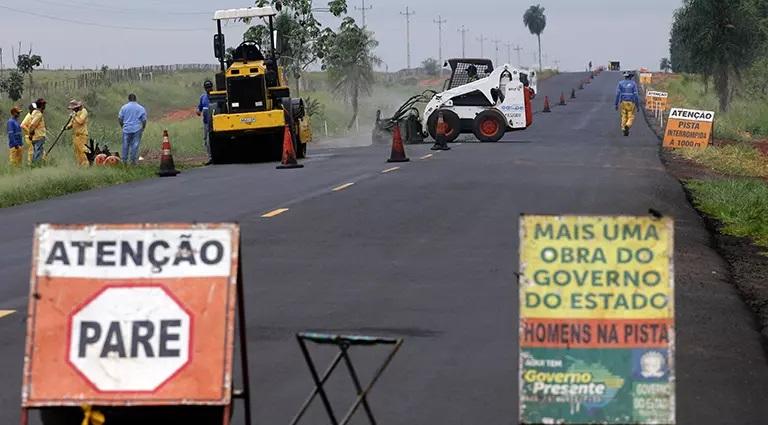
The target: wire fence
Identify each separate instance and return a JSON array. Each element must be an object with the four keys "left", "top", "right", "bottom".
[{"left": 32, "top": 64, "right": 218, "bottom": 98}]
